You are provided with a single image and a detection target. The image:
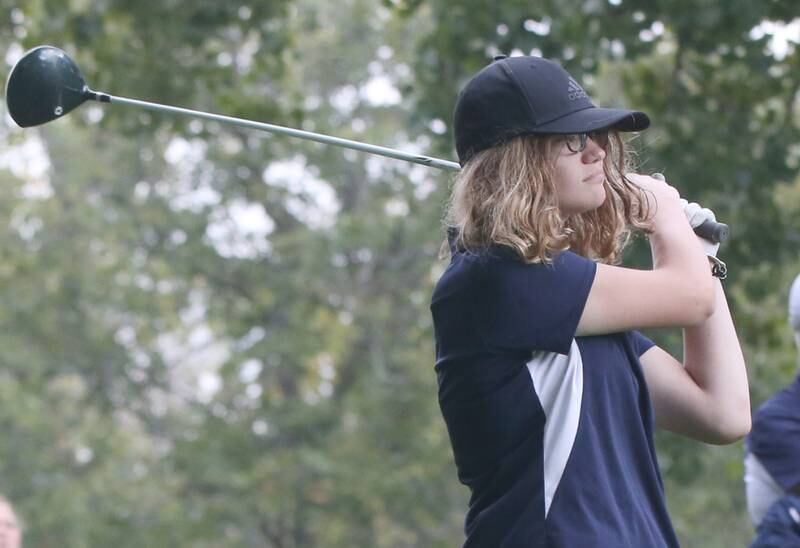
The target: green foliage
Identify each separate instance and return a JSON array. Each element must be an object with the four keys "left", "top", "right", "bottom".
[{"left": 0, "top": 0, "right": 799, "bottom": 546}]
